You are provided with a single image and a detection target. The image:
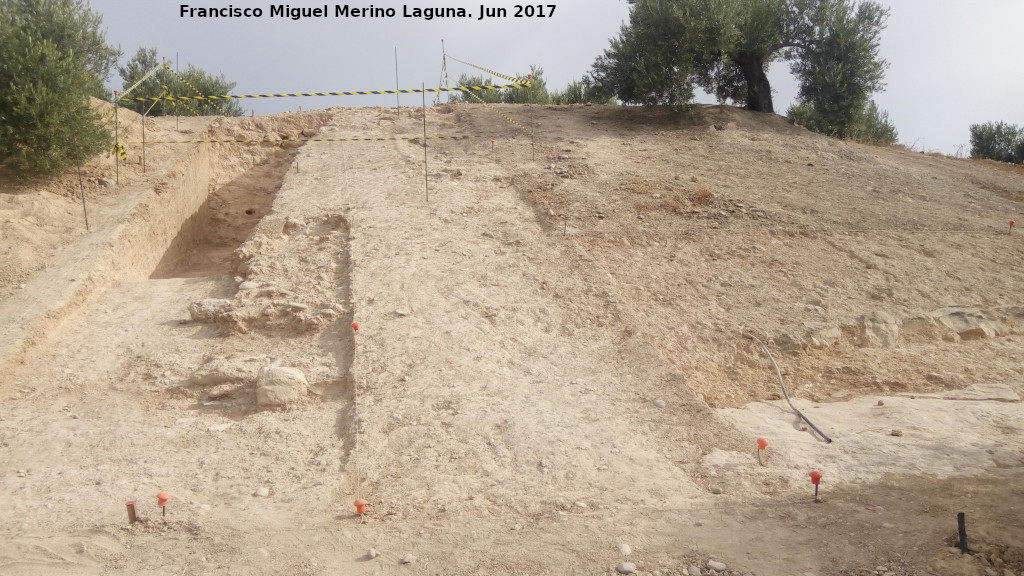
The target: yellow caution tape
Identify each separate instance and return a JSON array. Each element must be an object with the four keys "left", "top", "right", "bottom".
[
  {"left": 445, "top": 55, "right": 531, "bottom": 87},
  {"left": 119, "top": 84, "right": 525, "bottom": 102},
  {"left": 142, "top": 136, "right": 485, "bottom": 144},
  {"left": 113, "top": 142, "right": 126, "bottom": 160},
  {"left": 162, "top": 64, "right": 232, "bottom": 116},
  {"left": 463, "top": 84, "right": 533, "bottom": 135}
]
